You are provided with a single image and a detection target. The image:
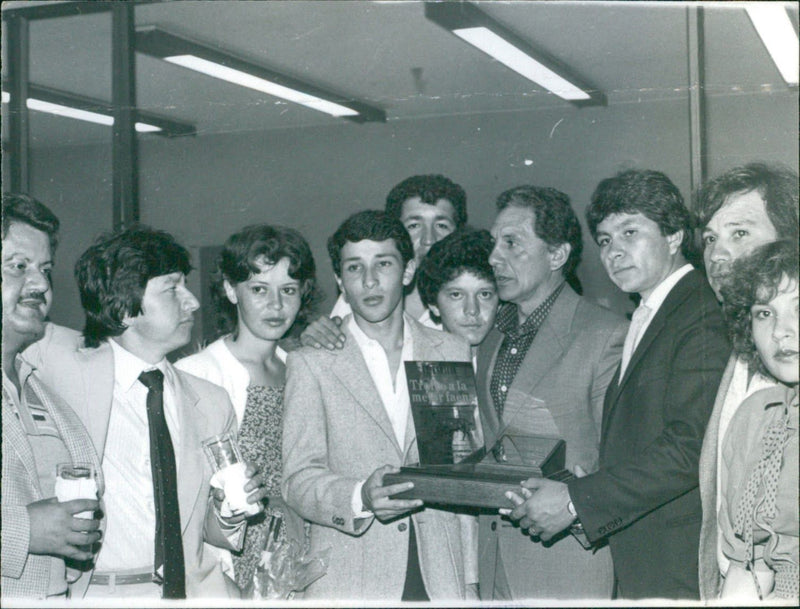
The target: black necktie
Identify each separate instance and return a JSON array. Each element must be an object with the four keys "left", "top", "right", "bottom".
[{"left": 139, "top": 369, "right": 186, "bottom": 599}]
